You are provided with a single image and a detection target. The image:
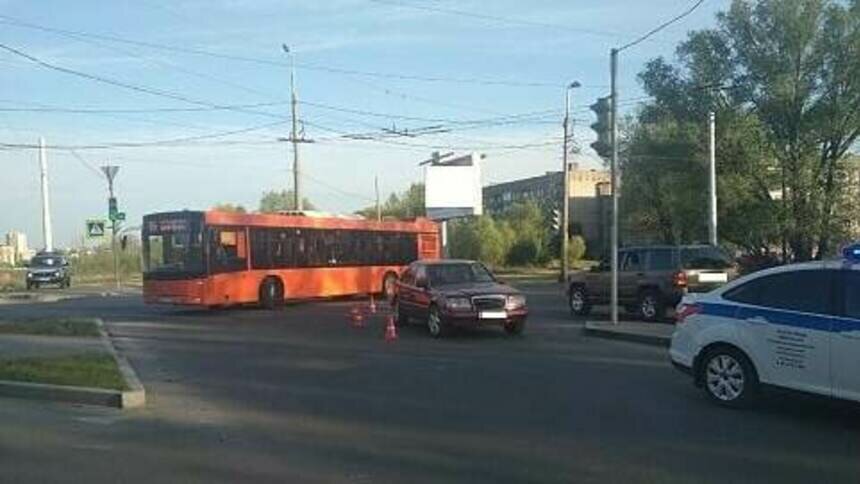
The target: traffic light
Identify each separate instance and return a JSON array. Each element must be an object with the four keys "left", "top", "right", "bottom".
[
  {"left": 551, "top": 209, "right": 561, "bottom": 232},
  {"left": 590, "top": 96, "right": 612, "bottom": 159},
  {"left": 108, "top": 197, "right": 118, "bottom": 219}
]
